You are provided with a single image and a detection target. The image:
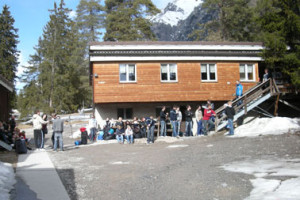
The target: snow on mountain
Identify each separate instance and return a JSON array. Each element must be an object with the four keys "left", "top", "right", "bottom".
[{"left": 151, "top": 0, "right": 203, "bottom": 27}]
